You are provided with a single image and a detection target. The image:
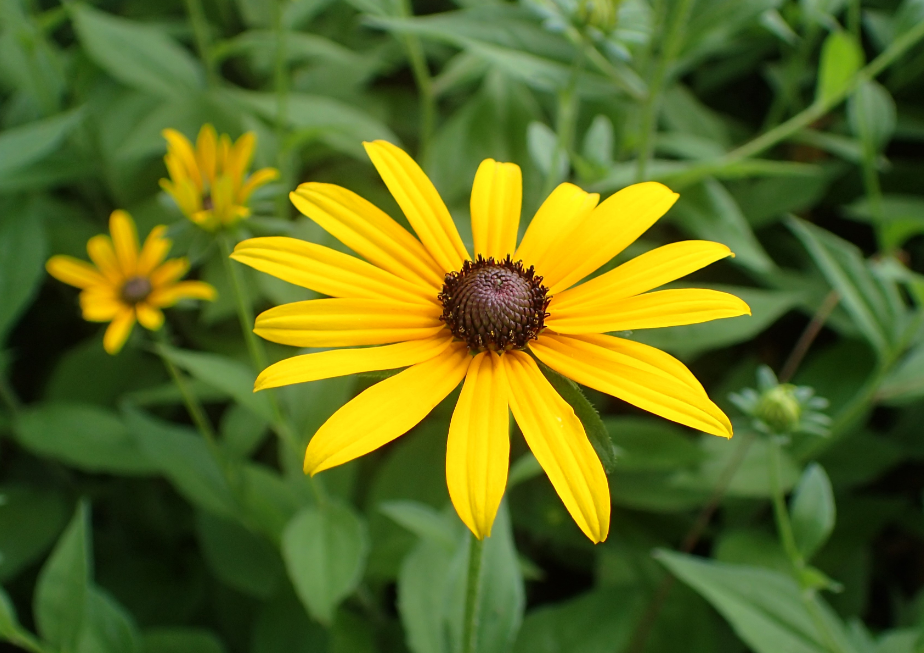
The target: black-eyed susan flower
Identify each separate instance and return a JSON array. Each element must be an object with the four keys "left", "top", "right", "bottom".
[
  {"left": 47, "top": 210, "right": 216, "bottom": 354},
  {"left": 160, "top": 124, "right": 279, "bottom": 231},
  {"left": 232, "top": 141, "right": 750, "bottom": 543}
]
